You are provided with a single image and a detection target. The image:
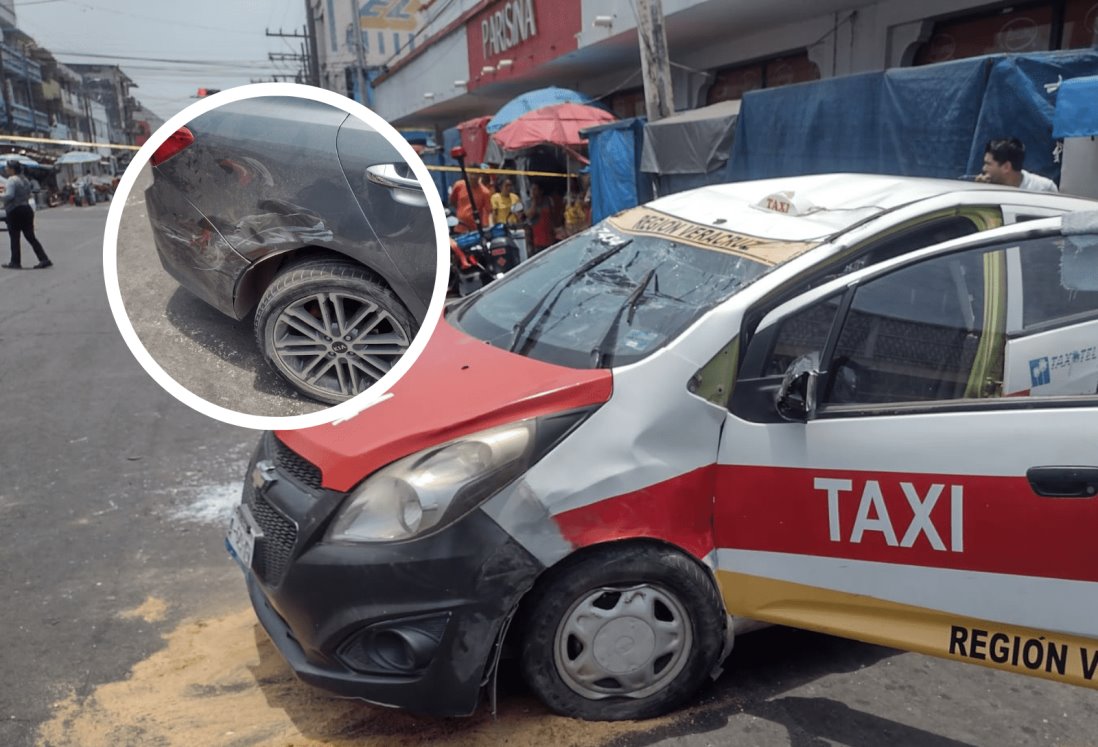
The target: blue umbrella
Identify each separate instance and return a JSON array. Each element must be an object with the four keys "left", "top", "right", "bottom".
[
  {"left": 486, "top": 87, "right": 597, "bottom": 133},
  {"left": 55, "top": 151, "right": 101, "bottom": 165},
  {"left": 2, "top": 153, "right": 40, "bottom": 168}
]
